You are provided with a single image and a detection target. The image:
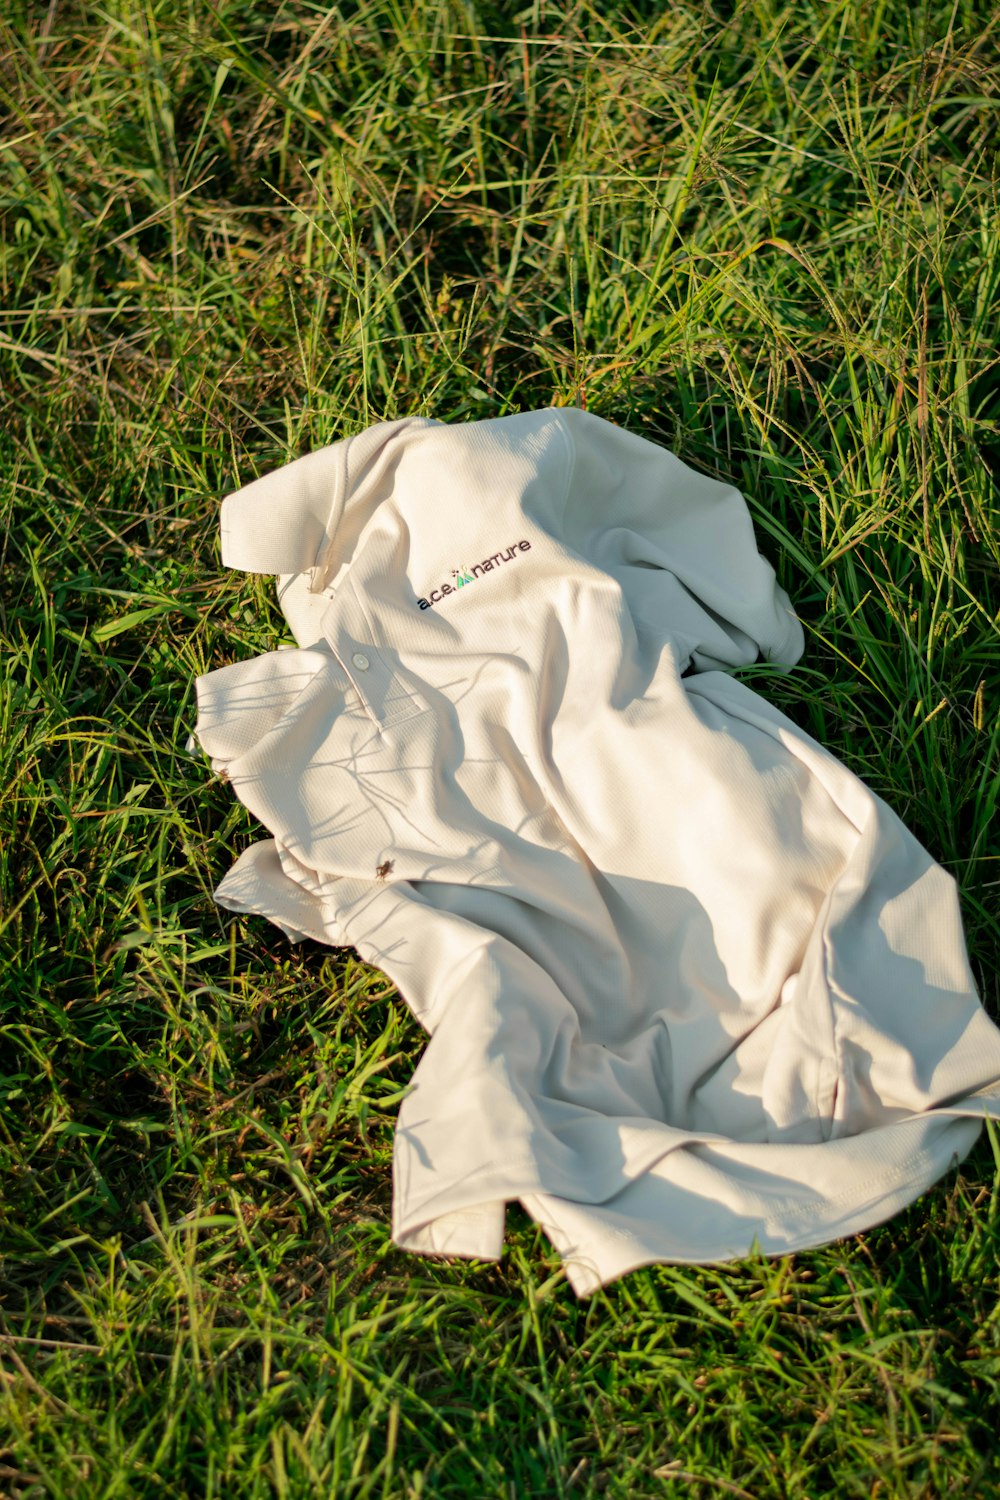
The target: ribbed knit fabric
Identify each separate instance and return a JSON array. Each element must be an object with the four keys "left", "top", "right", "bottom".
[{"left": 192, "top": 406, "right": 1000, "bottom": 1294}]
